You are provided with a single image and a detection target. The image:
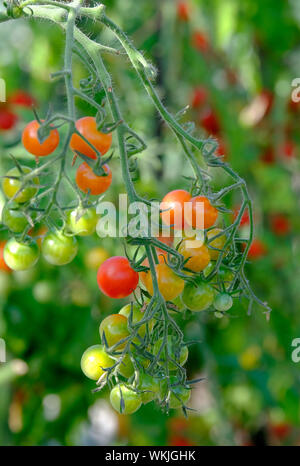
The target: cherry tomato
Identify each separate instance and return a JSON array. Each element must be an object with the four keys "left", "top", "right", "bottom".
[
  {"left": 99, "top": 314, "right": 130, "bottom": 349},
  {"left": 9, "top": 90, "right": 36, "bottom": 108},
  {"left": 191, "top": 86, "right": 208, "bottom": 109},
  {"left": 176, "top": 1, "right": 189, "bottom": 21},
  {"left": 76, "top": 162, "right": 112, "bottom": 195},
  {"left": 2, "top": 166, "right": 39, "bottom": 204},
  {"left": 81, "top": 344, "right": 114, "bottom": 381},
  {"left": 160, "top": 189, "right": 191, "bottom": 230},
  {"left": 153, "top": 336, "right": 188, "bottom": 371},
  {"left": 22, "top": 120, "right": 60, "bottom": 157},
  {"left": 203, "top": 263, "right": 234, "bottom": 290},
  {"left": 2, "top": 202, "right": 28, "bottom": 233},
  {"left": 185, "top": 195, "right": 218, "bottom": 230},
  {"left": 41, "top": 230, "right": 78, "bottom": 266},
  {"left": 110, "top": 384, "right": 142, "bottom": 415},
  {"left": 0, "top": 109, "right": 18, "bottom": 130},
  {"left": 247, "top": 239, "right": 266, "bottom": 260},
  {"left": 4, "top": 238, "right": 39, "bottom": 271},
  {"left": 66, "top": 207, "right": 98, "bottom": 236},
  {"left": 0, "top": 241, "right": 11, "bottom": 272},
  {"left": 141, "top": 256, "right": 184, "bottom": 302},
  {"left": 160, "top": 378, "right": 191, "bottom": 409},
  {"left": 97, "top": 256, "right": 139, "bottom": 299},
  {"left": 84, "top": 247, "right": 109, "bottom": 270},
  {"left": 119, "top": 302, "right": 153, "bottom": 339},
  {"left": 214, "top": 292, "right": 233, "bottom": 311},
  {"left": 178, "top": 238, "right": 210, "bottom": 272},
  {"left": 70, "top": 116, "right": 112, "bottom": 159},
  {"left": 233, "top": 206, "right": 250, "bottom": 227},
  {"left": 182, "top": 281, "right": 214, "bottom": 311},
  {"left": 270, "top": 214, "right": 290, "bottom": 236},
  {"left": 137, "top": 373, "right": 160, "bottom": 404},
  {"left": 191, "top": 31, "right": 209, "bottom": 53},
  {"left": 118, "top": 354, "right": 135, "bottom": 378},
  {"left": 199, "top": 108, "right": 220, "bottom": 134},
  {"left": 206, "top": 228, "right": 226, "bottom": 260}
]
